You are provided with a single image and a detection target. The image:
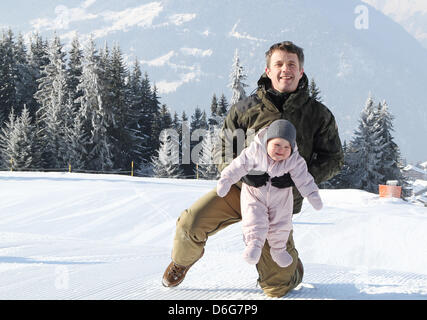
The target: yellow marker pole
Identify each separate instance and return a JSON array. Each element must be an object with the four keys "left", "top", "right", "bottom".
[
  {"left": 69, "top": 163, "right": 71, "bottom": 173},
  {"left": 131, "top": 161, "right": 134, "bottom": 176},
  {"left": 196, "top": 164, "right": 199, "bottom": 180}
]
